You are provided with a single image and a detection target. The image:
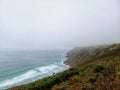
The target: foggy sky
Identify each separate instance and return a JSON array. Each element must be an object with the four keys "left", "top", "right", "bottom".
[{"left": 0, "top": 0, "right": 120, "bottom": 50}]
